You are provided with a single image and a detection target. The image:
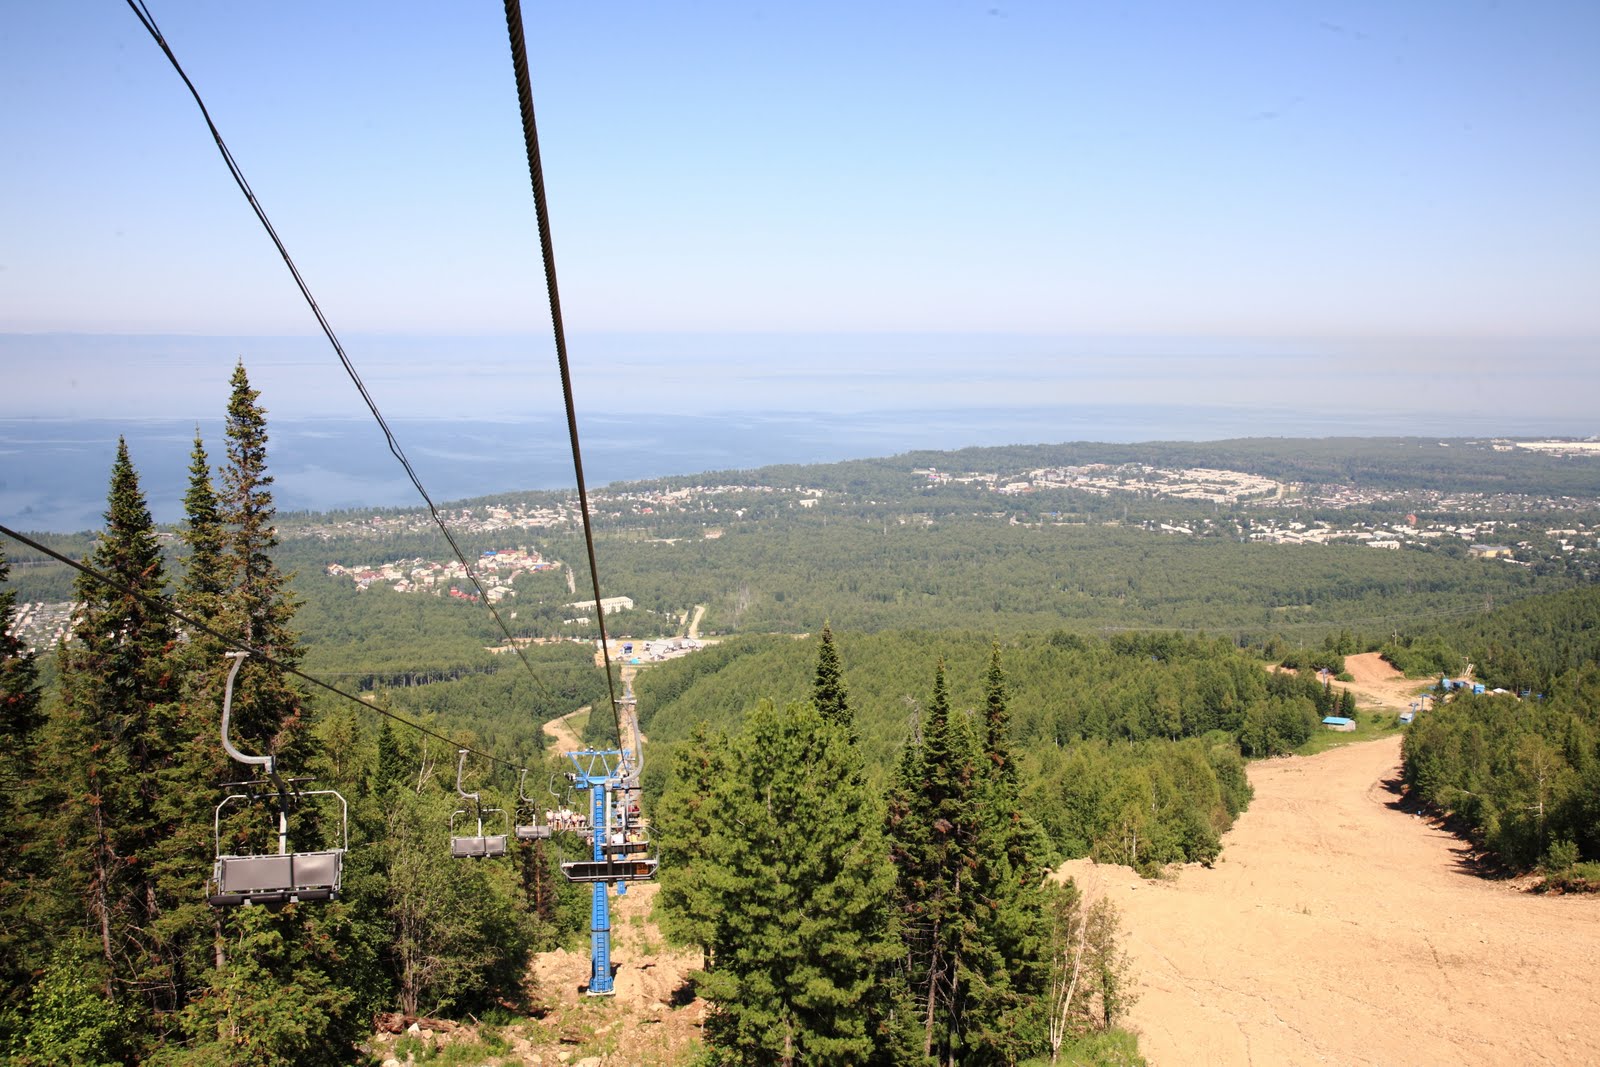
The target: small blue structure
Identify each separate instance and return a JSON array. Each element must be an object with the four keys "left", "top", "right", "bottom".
[
  {"left": 1322, "top": 716, "right": 1356, "bottom": 732},
  {"left": 1399, "top": 711, "right": 1415, "bottom": 724}
]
